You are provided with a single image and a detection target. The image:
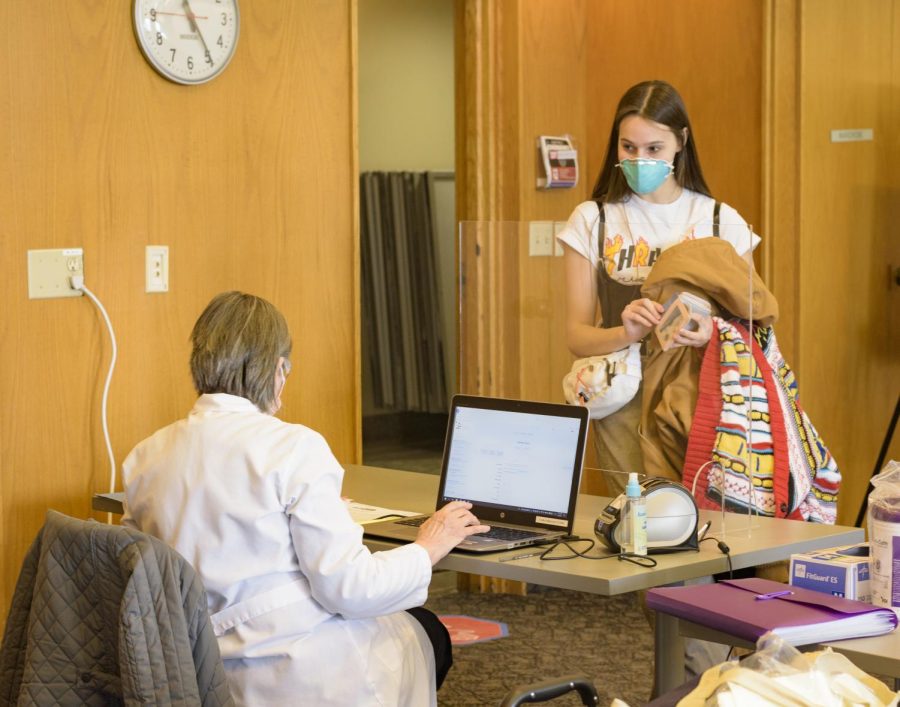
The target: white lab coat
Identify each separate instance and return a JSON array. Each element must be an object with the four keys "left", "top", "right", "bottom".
[{"left": 122, "top": 393, "right": 436, "bottom": 706}]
